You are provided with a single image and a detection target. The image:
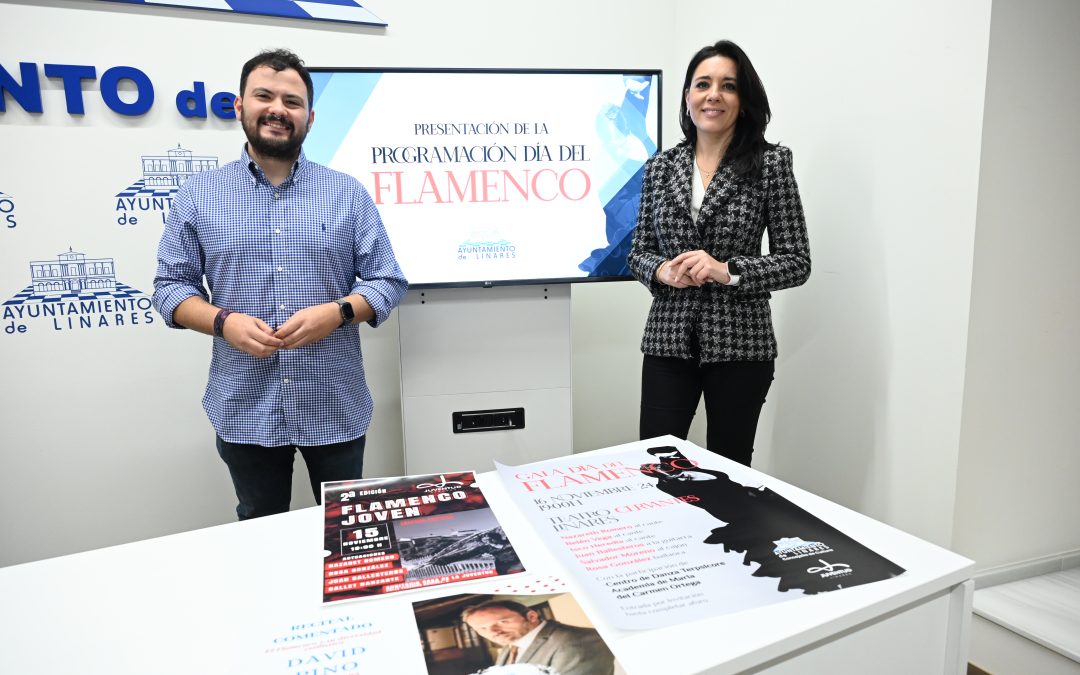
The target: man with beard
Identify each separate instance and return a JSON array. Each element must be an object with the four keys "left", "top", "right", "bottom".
[
  {"left": 461, "top": 601, "right": 615, "bottom": 675},
  {"left": 153, "top": 49, "right": 407, "bottom": 520}
]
